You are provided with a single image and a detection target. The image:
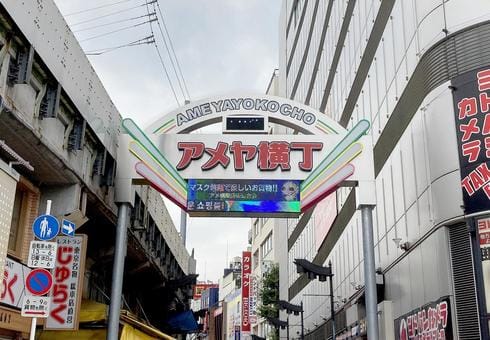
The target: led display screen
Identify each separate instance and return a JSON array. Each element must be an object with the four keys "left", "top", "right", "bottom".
[{"left": 187, "top": 179, "right": 300, "bottom": 216}]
